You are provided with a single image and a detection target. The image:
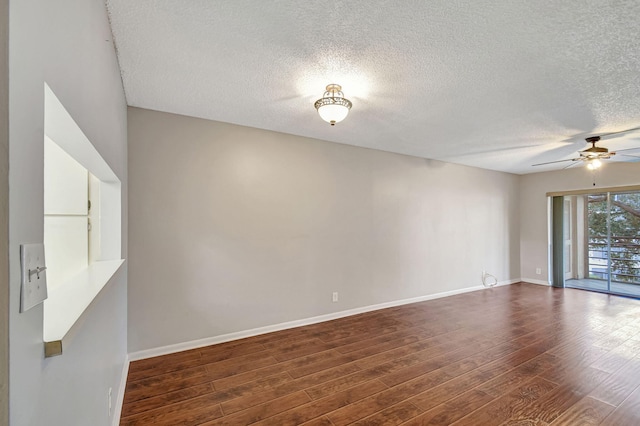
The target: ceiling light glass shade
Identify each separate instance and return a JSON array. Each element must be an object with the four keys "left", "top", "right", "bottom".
[
  {"left": 314, "top": 84, "right": 352, "bottom": 126},
  {"left": 587, "top": 158, "right": 602, "bottom": 170}
]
